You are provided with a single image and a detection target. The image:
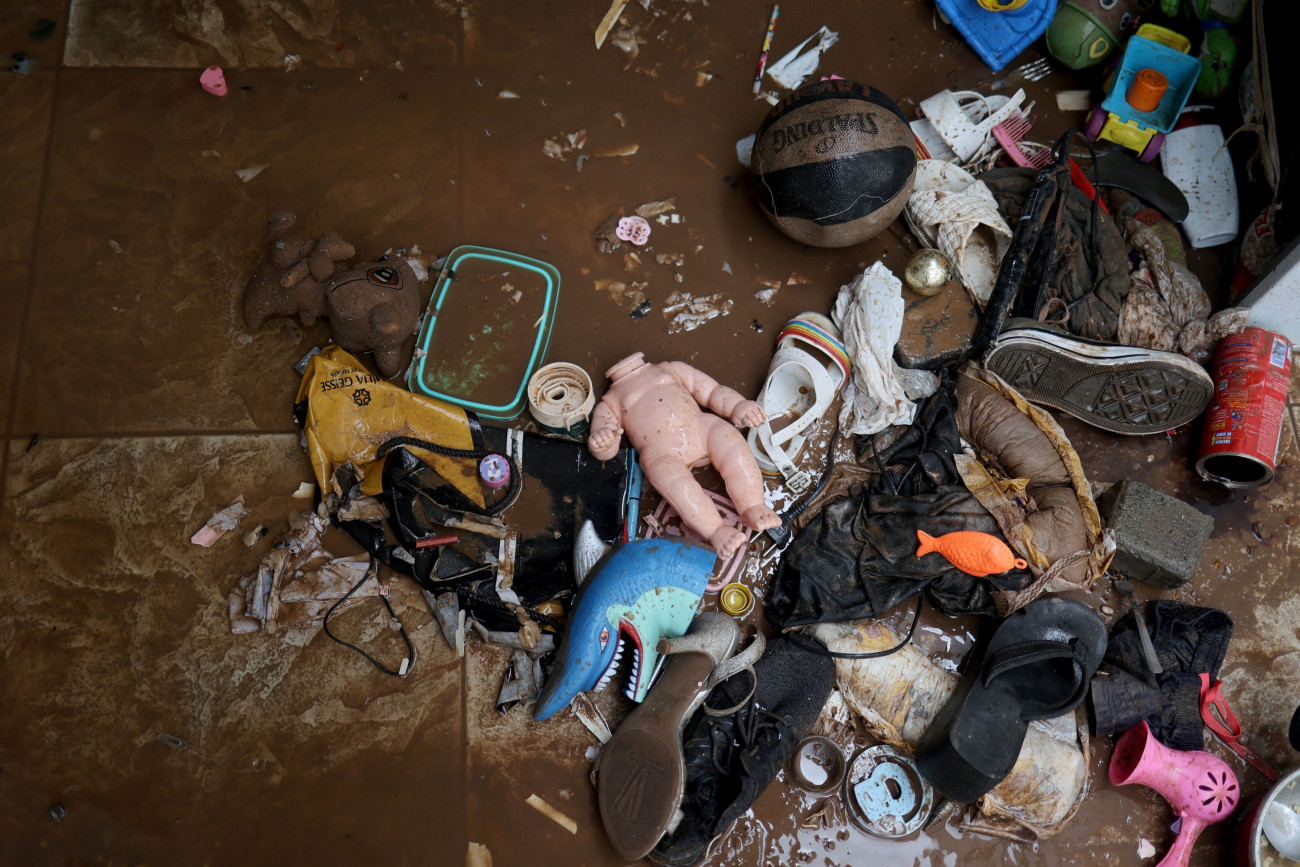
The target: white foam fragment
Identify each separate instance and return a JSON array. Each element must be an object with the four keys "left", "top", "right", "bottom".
[{"left": 236, "top": 164, "right": 269, "bottom": 183}]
